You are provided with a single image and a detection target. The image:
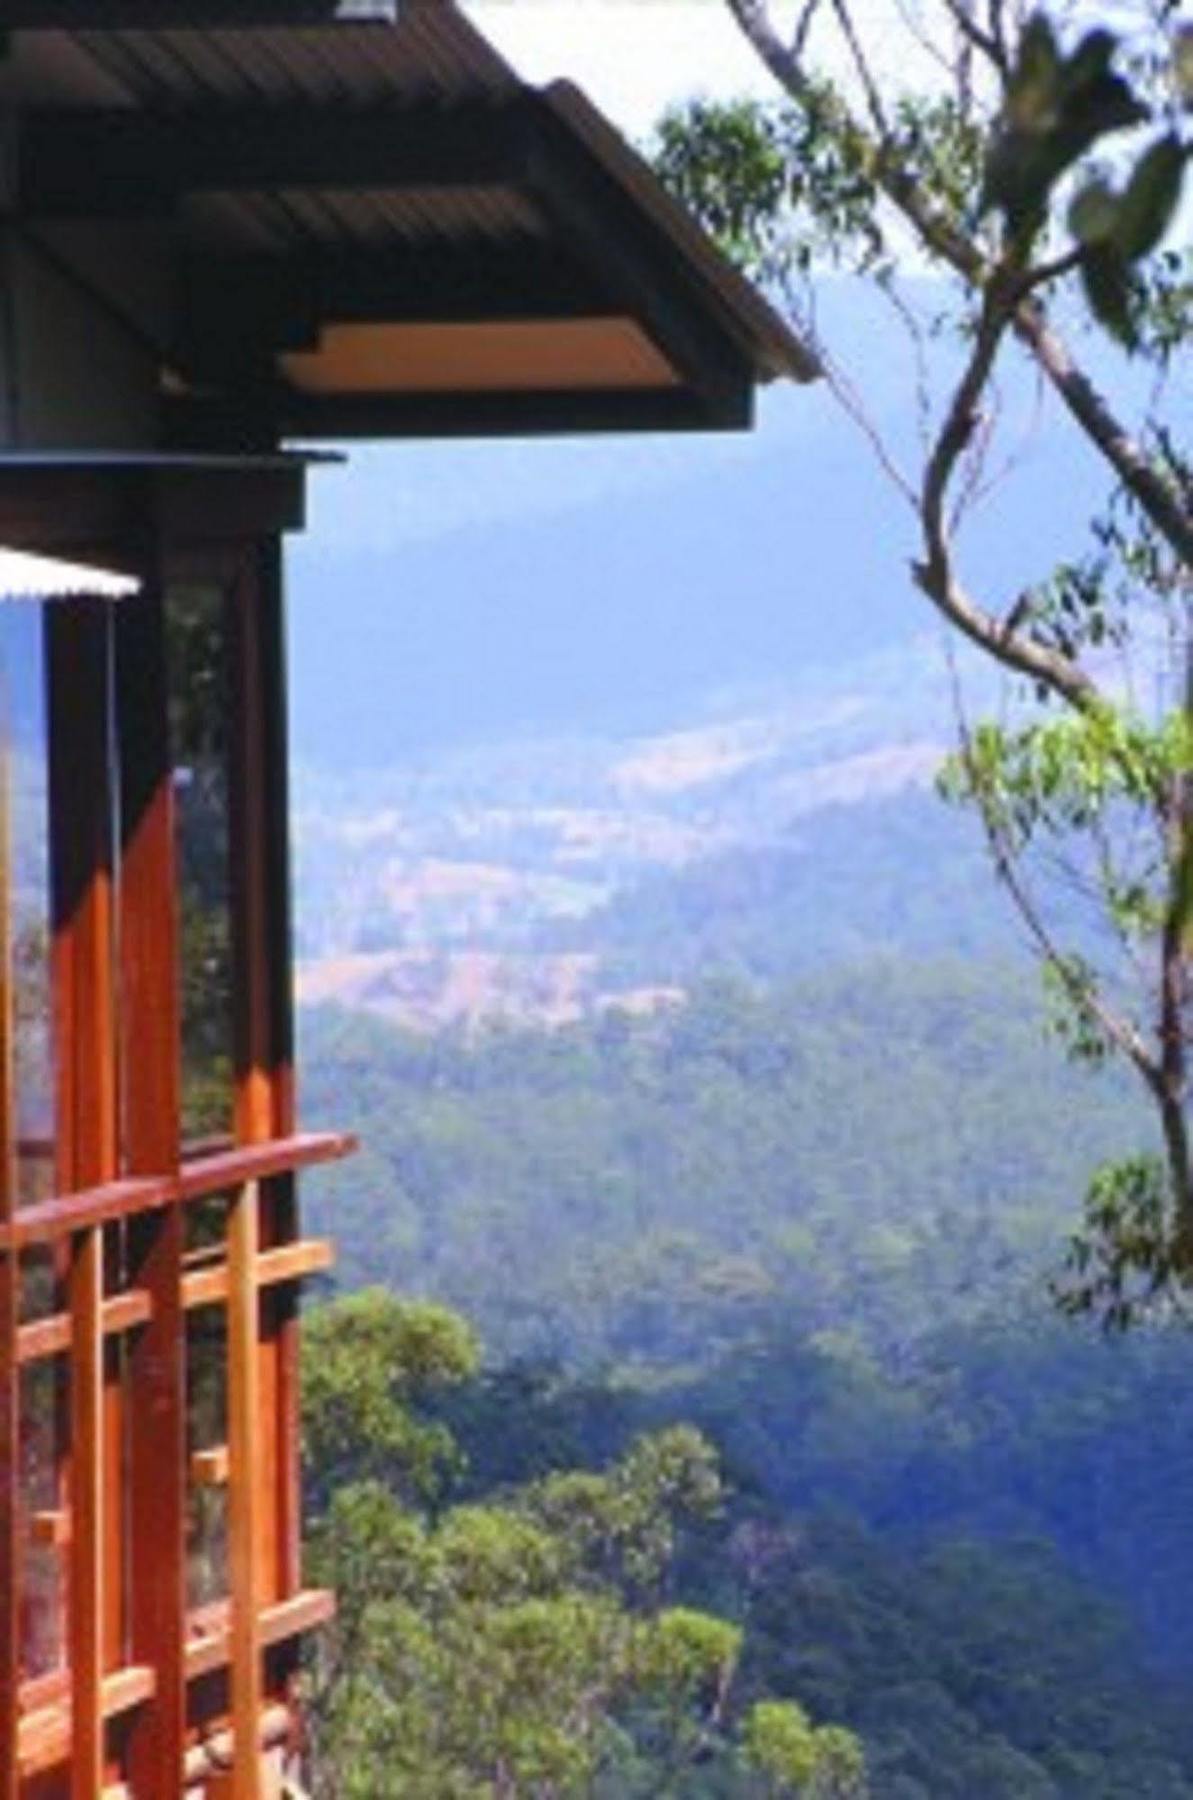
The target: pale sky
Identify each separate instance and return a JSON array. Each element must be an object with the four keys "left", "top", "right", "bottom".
[
  {"left": 467, "top": 0, "right": 945, "bottom": 141},
  {"left": 469, "top": 2, "right": 783, "bottom": 141}
]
